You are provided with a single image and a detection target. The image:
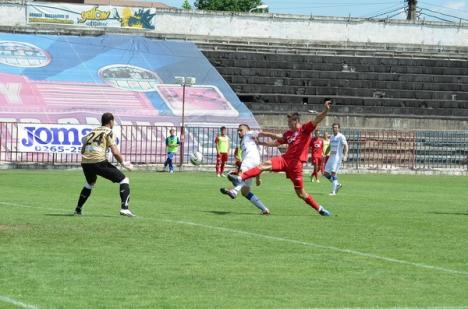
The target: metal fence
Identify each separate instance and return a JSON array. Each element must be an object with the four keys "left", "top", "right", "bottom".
[{"left": 1, "top": 122, "right": 467, "bottom": 170}]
